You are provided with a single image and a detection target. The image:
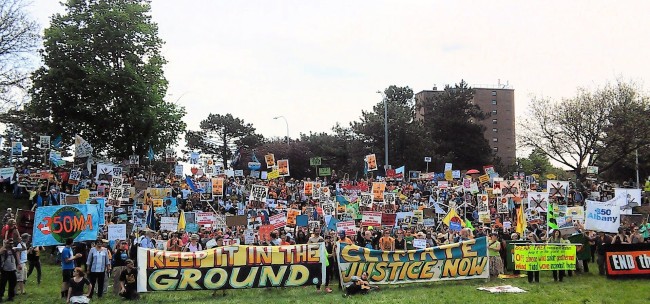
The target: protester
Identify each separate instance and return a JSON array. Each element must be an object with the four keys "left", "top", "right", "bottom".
[
  {"left": 67, "top": 267, "right": 92, "bottom": 304},
  {"left": 0, "top": 239, "right": 21, "bottom": 302},
  {"left": 26, "top": 240, "right": 44, "bottom": 285},
  {"left": 111, "top": 240, "right": 130, "bottom": 295},
  {"left": 13, "top": 233, "right": 29, "bottom": 295},
  {"left": 547, "top": 229, "right": 567, "bottom": 282},
  {"left": 526, "top": 232, "right": 540, "bottom": 283},
  {"left": 488, "top": 233, "right": 503, "bottom": 277},
  {"left": 118, "top": 260, "right": 138, "bottom": 300},
  {"left": 86, "top": 239, "right": 111, "bottom": 299},
  {"left": 62, "top": 238, "right": 83, "bottom": 299}
]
